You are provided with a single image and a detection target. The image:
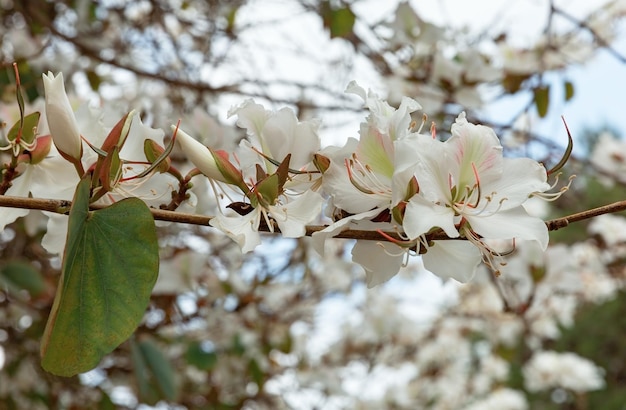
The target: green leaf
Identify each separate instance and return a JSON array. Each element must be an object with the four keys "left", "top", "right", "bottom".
[
  {"left": 533, "top": 85, "right": 550, "bottom": 118},
  {"left": 330, "top": 7, "right": 355, "bottom": 38},
  {"left": 131, "top": 338, "right": 178, "bottom": 404},
  {"left": 86, "top": 70, "right": 102, "bottom": 92},
  {"left": 564, "top": 80, "right": 575, "bottom": 101},
  {"left": 231, "top": 333, "right": 245, "bottom": 356},
  {"left": 248, "top": 358, "right": 264, "bottom": 387},
  {"left": 225, "top": 6, "right": 238, "bottom": 35},
  {"left": 321, "top": 2, "right": 356, "bottom": 39},
  {"left": 501, "top": 73, "right": 529, "bottom": 93},
  {"left": 0, "top": 260, "right": 46, "bottom": 297},
  {"left": 40, "top": 177, "right": 159, "bottom": 376},
  {"left": 185, "top": 341, "right": 218, "bottom": 371},
  {"left": 97, "top": 391, "right": 116, "bottom": 410}
]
